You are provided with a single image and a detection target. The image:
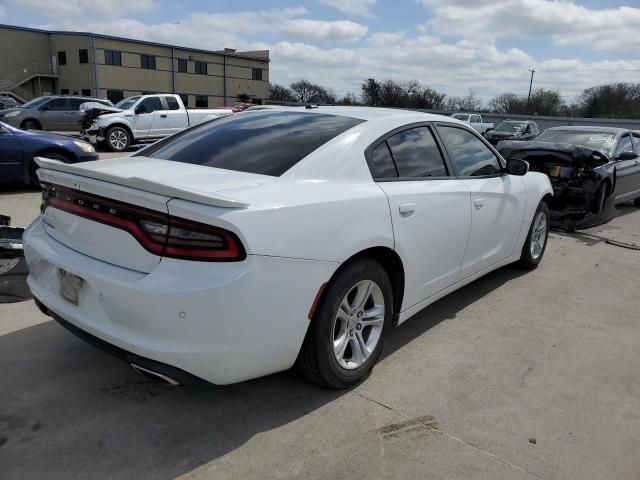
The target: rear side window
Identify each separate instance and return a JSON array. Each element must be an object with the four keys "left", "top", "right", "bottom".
[
  {"left": 368, "top": 142, "right": 397, "bottom": 178},
  {"left": 386, "top": 127, "right": 448, "bottom": 178},
  {"left": 165, "top": 96, "right": 180, "bottom": 110},
  {"left": 139, "top": 111, "right": 364, "bottom": 176},
  {"left": 439, "top": 126, "right": 502, "bottom": 177}
]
